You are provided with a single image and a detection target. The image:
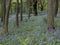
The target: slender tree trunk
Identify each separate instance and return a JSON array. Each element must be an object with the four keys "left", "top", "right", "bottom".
[
  {"left": 2, "top": 0, "right": 6, "bottom": 25},
  {"left": 16, "top": 0, "right": 19, "bottom": 27},
  {"left": 33, "top": 0, "right": 37, "bottom": 16},
  {"left": 20, "top": 0, "right": 23, "bottom": 21},
  {"left": 48, "top": 0, "right": 55, "bottom": 30},
  {"left": 4, "top": 0, "right": 11, "bottom": 36},
  {"left": 28, "top": 0, "right": 31, "bottom": 19}
]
